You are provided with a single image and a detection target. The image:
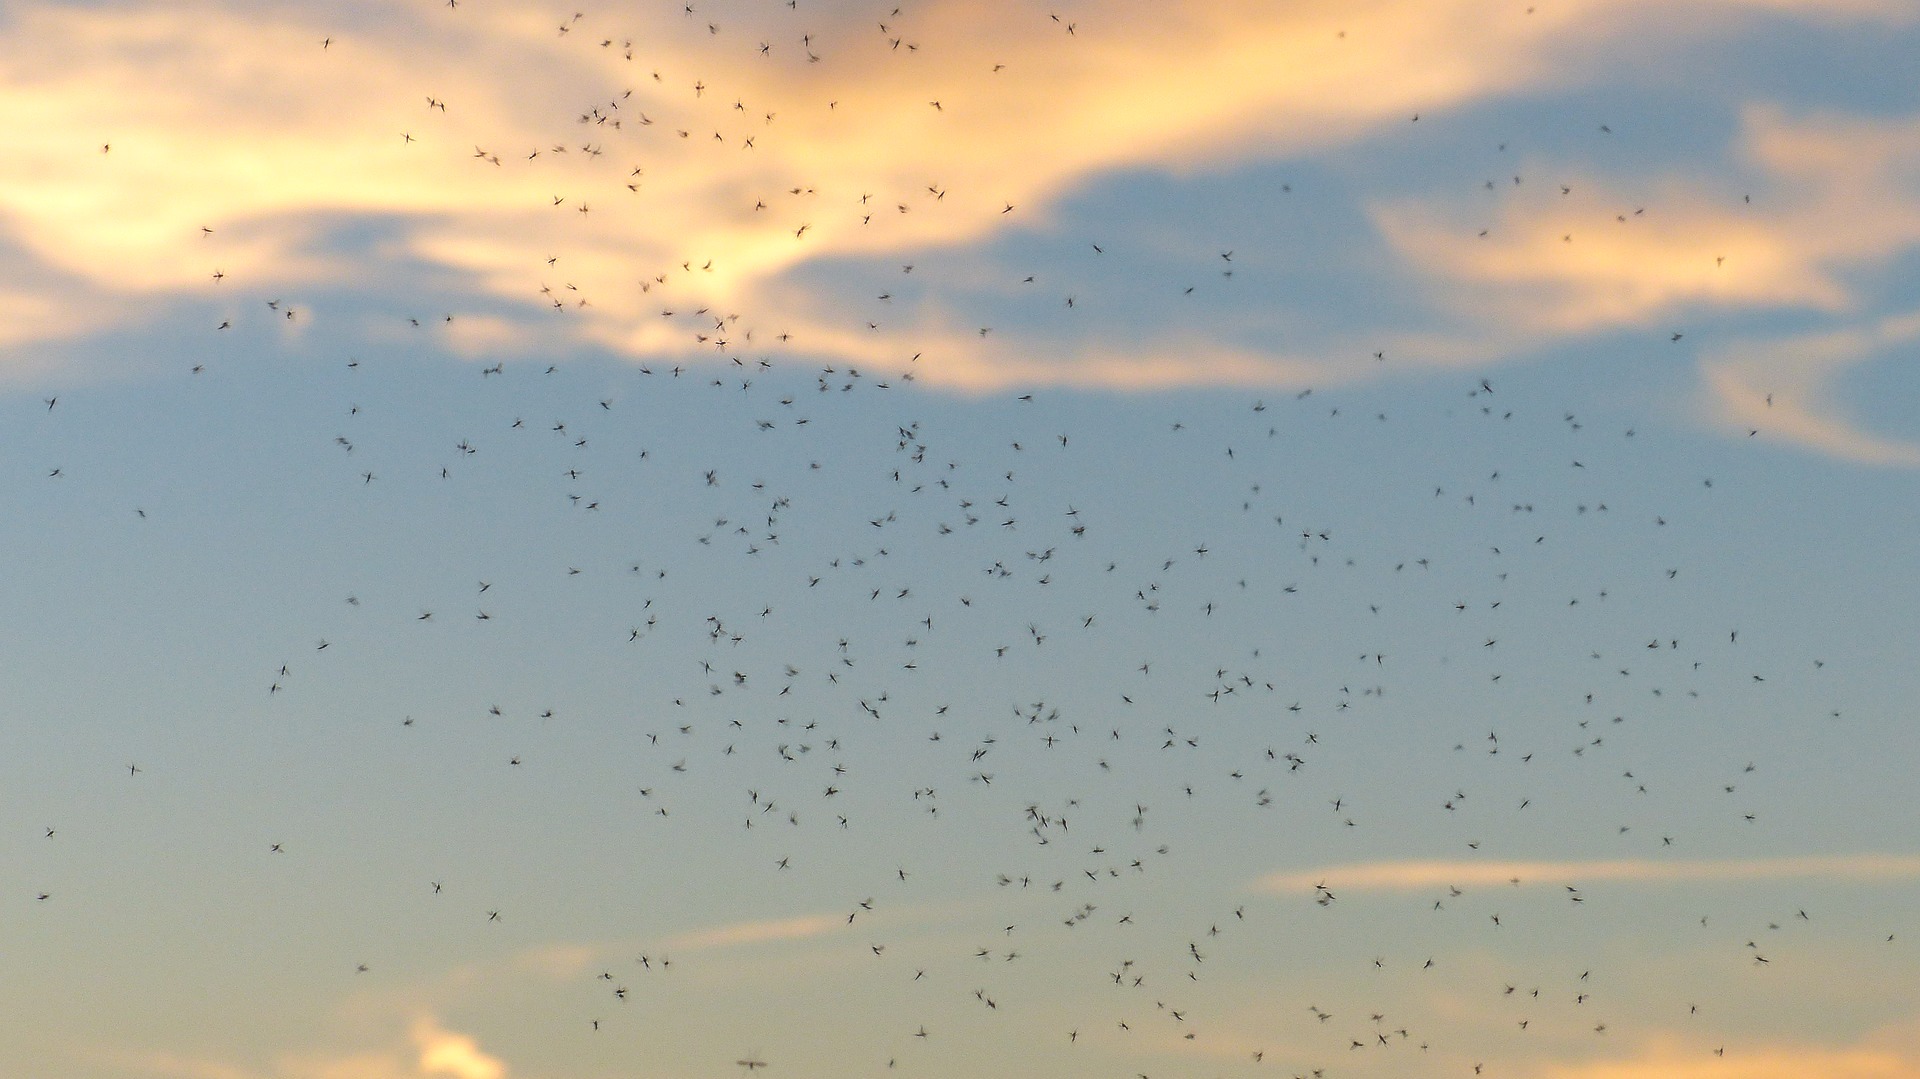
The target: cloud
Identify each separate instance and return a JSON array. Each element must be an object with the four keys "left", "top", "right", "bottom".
[
  {"left": 411, "top": 1018, "right": 506, "bottom": 1079},
  {"left": 663, "top": 912, "right": 846, "bottom": 951},
  {"left": 112, "top": 1018, "right": 509, "bottom": 1079},
  {"left": 1374, "top": 180, "right": 1852, "bottom": 335},
  {"left": 1375, "top": 104, "right": 1920, "bottom": 460},
  {"left": 1741, "top": 107, "right": 1920, "bottom": 267},
  {"left": 1533, "top": 1038, "right": 1920, "bottom": 1079},
  {"left": 0, "top": 0, "right": 1906, "bottom": 394},
  {"left": 1373, "top": 105, "right": 1920, "bottom": 336},
  {"left": 1700, "top": 309, "right": 1920, "bottom": 466},
  {"left": 326, "top": 941, "right": 612, "bottom": 1033},
  {"left": 1256, "top": 853, "right": 1920, "bottom": 894},
  {"left": 1683, "top": 110, "right": 1920, "bottom": 464},
  {"left": 372, "top": 3, "right": 1920, "bottom": 395}
]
